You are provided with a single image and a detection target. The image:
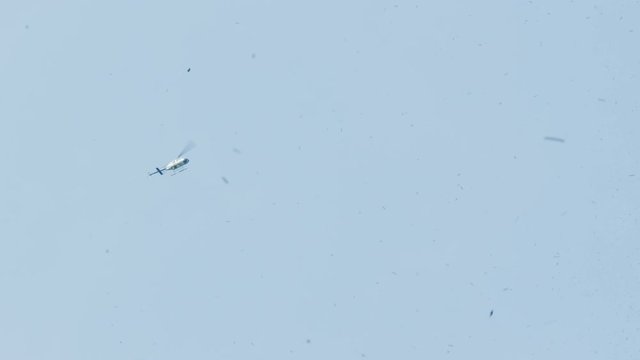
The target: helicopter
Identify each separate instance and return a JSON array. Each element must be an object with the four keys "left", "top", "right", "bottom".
[{"left": 149, "top": 142, "right": 195, "bottom": 176}]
